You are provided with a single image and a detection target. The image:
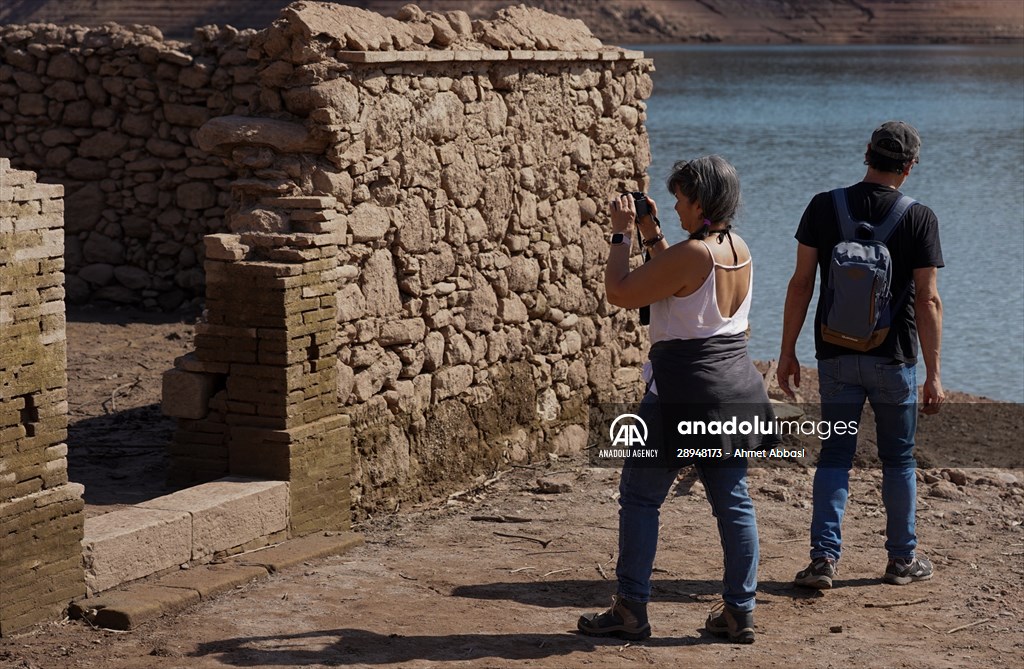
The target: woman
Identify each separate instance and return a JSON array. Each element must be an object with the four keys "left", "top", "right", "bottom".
[{"left": 577, "top": 156, "right": 776, "bottom": 644}]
